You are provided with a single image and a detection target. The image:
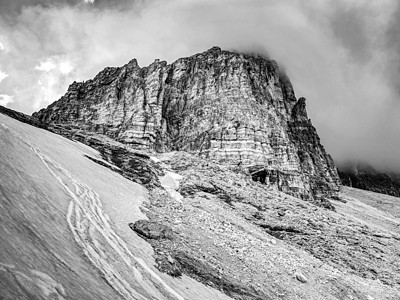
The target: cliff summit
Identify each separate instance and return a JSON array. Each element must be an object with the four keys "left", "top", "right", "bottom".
[{"left": 33, "top": 47, "right": 340, "bottom": 207}]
